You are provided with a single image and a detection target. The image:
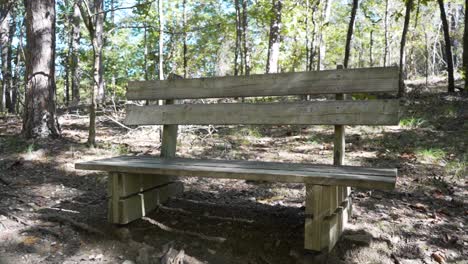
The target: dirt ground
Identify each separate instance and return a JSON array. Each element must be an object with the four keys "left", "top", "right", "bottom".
[{"left": 0, "top": 83, "right": 467, "bottom": 264}]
